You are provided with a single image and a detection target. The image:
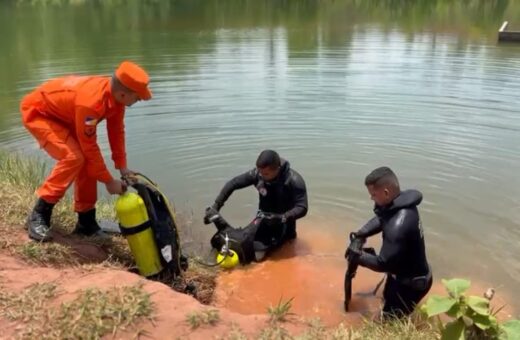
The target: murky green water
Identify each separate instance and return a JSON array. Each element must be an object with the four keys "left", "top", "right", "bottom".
[{"left": 1, "top": 0, "right": 519, "bottom": 311}]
